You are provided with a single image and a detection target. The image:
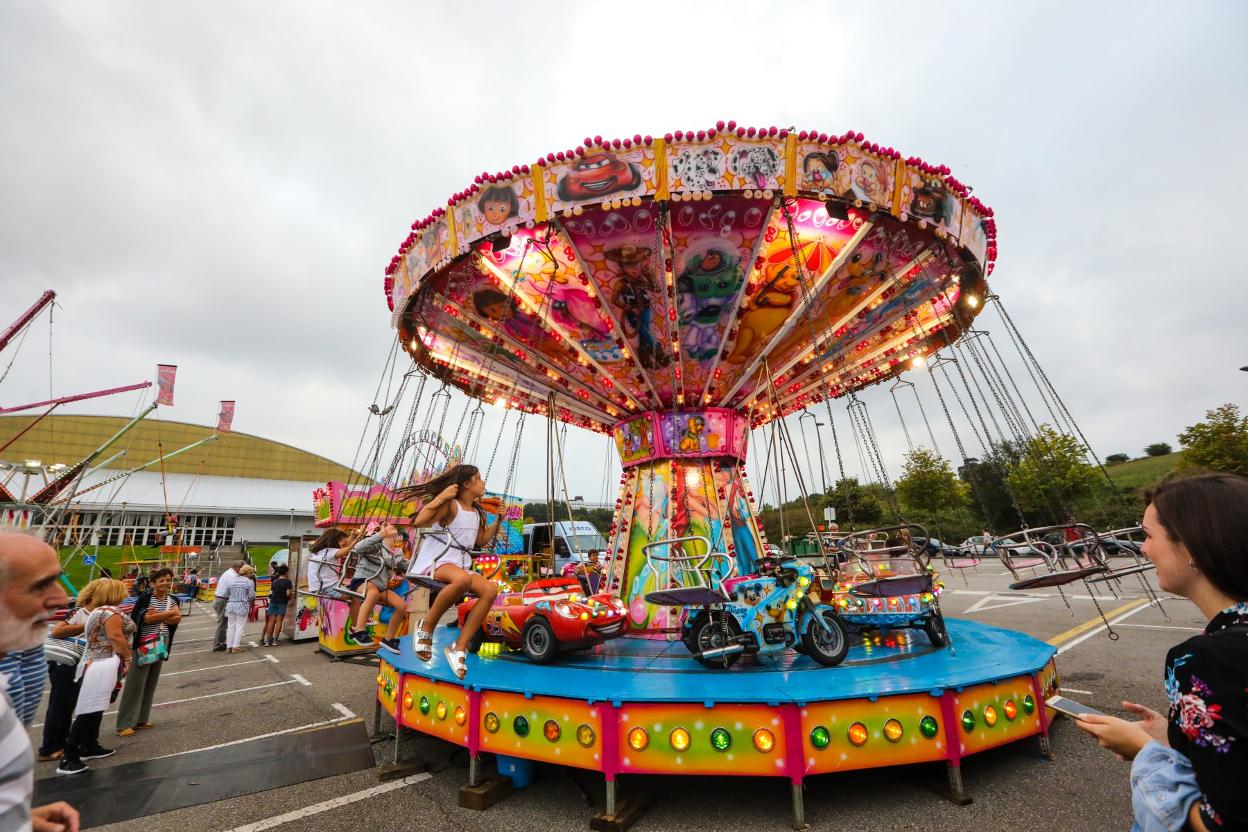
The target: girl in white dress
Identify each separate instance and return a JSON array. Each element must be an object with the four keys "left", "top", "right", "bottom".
[{"left": 405, "top": 465, "right": 503, "bottom": 678}]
